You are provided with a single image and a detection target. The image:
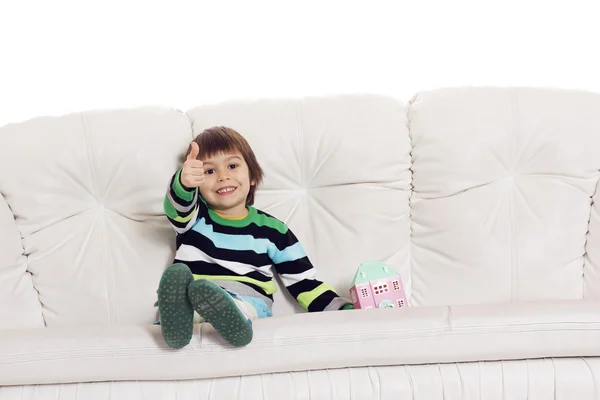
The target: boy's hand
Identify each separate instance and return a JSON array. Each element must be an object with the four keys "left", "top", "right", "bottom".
[{"left": 180, "top": 142, "right": 205, "bottom": 189}]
